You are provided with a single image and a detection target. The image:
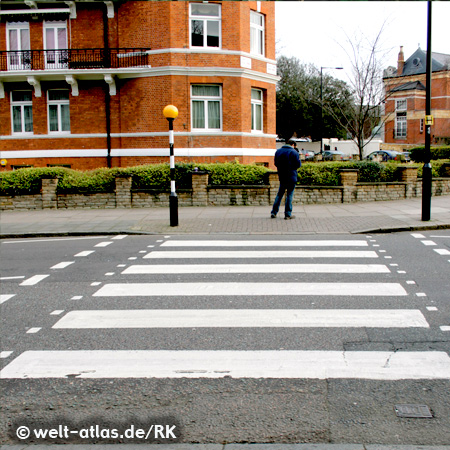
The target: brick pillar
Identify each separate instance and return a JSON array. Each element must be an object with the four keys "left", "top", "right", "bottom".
[
  {"left": 41, "top": 178, "right": 58, "bottom": 209},
  {"left": 191, "top": 171, "right": 209, "bottom": 206},
  {"left": 339, "top": 169, "right": 358, "bottom": 203},
  {"left": 266, "top": 171, "right": 279, "bottom": 203},
  {"left": 397, "top": 166, "right": 418, "bottom": 198},
  {"left": 115, "top": 175, "right": 132, "bottom": 208}
]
